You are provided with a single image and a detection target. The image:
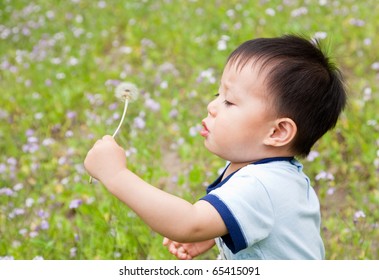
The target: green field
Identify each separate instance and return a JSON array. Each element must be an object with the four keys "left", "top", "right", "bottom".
[{"left": 1, "top": 0, "right": 378, "bottom": 259}]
